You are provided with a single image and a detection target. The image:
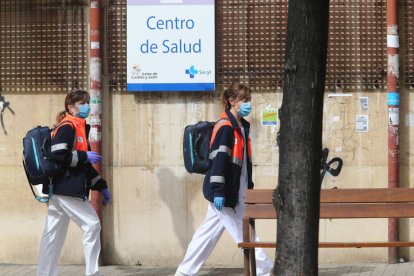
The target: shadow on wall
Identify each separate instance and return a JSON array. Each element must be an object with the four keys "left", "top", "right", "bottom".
[
  {"left": 157, "top": 166, "right": 201, "bottom": 251},
  {"left": 101, "top": 167, "right": 125, "bottom": 265}
]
